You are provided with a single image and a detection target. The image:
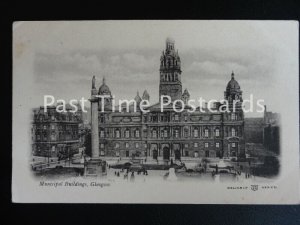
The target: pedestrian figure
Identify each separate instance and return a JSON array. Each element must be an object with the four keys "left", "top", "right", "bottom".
[
  {"left": 117, "top": 172, "right": 120, "bottom": 177},
  {"left": 130, "top": 172, "right": 135, "bottom": 182}
]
